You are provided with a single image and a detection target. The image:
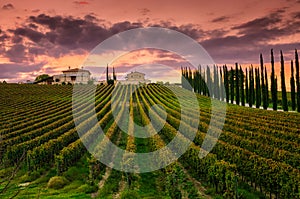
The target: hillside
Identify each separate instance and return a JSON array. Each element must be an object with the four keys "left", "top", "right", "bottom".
[{"left": 0, "top": 84, "right": 299, "bottom": 199}]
